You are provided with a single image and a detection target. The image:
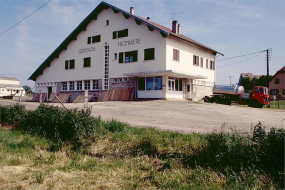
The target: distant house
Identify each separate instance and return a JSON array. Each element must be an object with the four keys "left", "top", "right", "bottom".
[
  {"left": 269, "top": 66, "right": 285, "bottom": 99},
  {"left": 0, "top": 76, "right": 25, "bottom": 97},
  {"left": 238, "top": 73, "right": 262, "bottom": 86}
]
